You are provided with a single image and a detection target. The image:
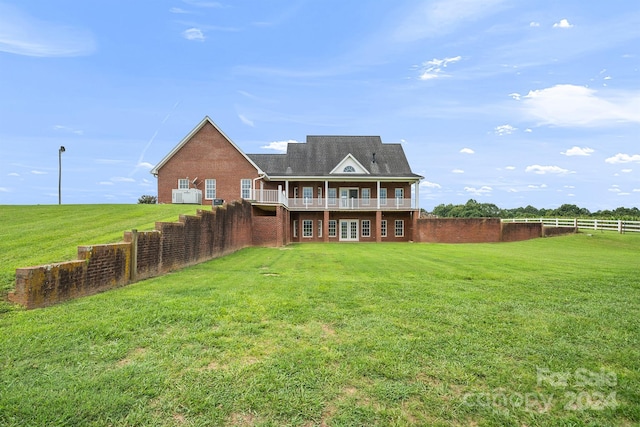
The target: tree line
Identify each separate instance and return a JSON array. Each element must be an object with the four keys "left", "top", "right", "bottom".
[{"left": 428, "top": 199, "right": 640, "bottom": 220}]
